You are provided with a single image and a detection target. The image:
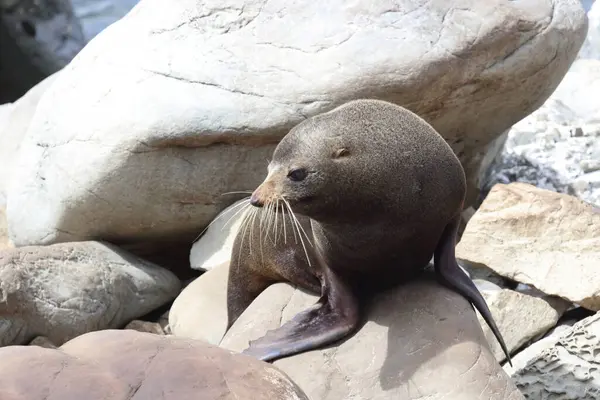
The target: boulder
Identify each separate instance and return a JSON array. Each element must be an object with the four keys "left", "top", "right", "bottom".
[
  {"left": 456, "top": 182, "right": 600, "bottom": 310},
  {"left": 6, "top": 0, "right": 588, "bottom": 251},
  {"left": 0, "top": 241, "right": 181, "bottom": 347},
  {"left": 169, "top": 261, "right": 230, "bottom": 345},
  {"left": 0, "top": 72, "right": 60, "bottom": 206},
  {"left": 191, "top": 198, "right": 249, "bottom": 271},
  {"left": 0, "top": 0, "right": 85, "bottom": 103},
  {"left": 220, "top": 275, "right": 524, "bottom": 399},
  {"left": 510, "top": 312, "right": 600, "bottom": 399},
  {"left": 0, "top": 206, "right": 10, "bottom": 249},
  {"left": 0, "top": 329, "right": 309, "bottom": 400}
]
